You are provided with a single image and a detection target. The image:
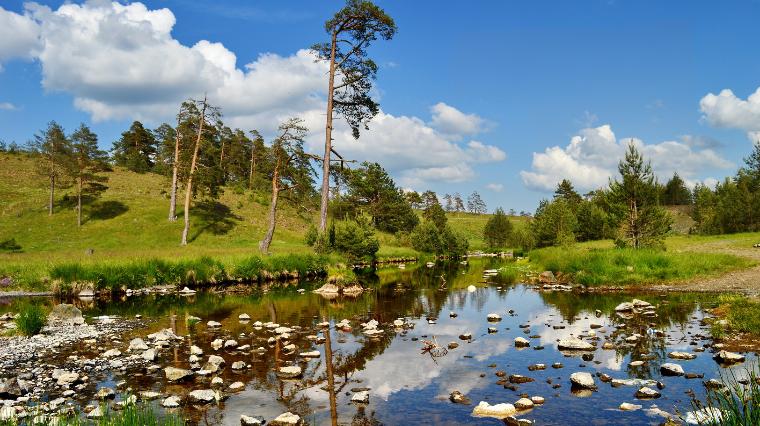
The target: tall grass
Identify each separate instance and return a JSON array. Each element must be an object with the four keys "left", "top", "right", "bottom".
[
  {"left": 14, "top": 303, "right": 46, "bottom": 336},
  {"left": 717, "top": 295, "right": 760, "bottom": 334},
  {"left": 529, "top": 247, "right": 753, "bottom": 286},
  {"left": 684, "top": 363, "right": 760, "bottom": 425}
]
